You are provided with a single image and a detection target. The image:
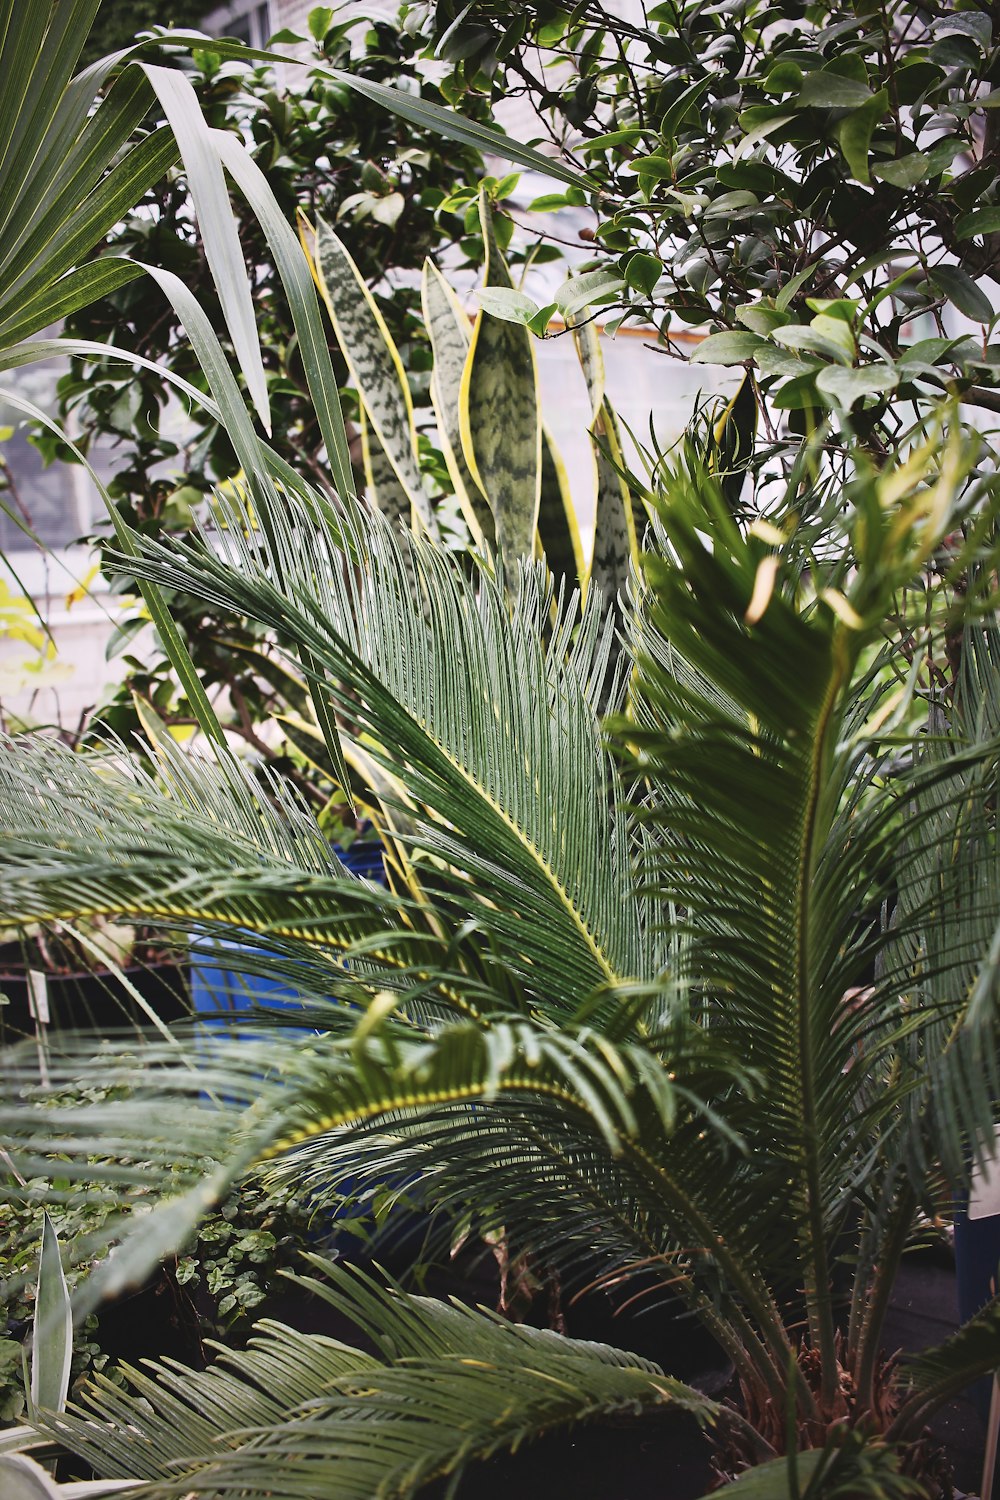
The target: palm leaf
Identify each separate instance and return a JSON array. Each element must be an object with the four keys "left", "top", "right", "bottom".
[
  {"left": 38, "top": 1261, "right": 718, "bottom": 1499},
  {"left": 103, "top": 485, "right": 648, "bottom": 1011},
  {"left": 623, "top": 429, "right": 1000, "bottom": 1400}
]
